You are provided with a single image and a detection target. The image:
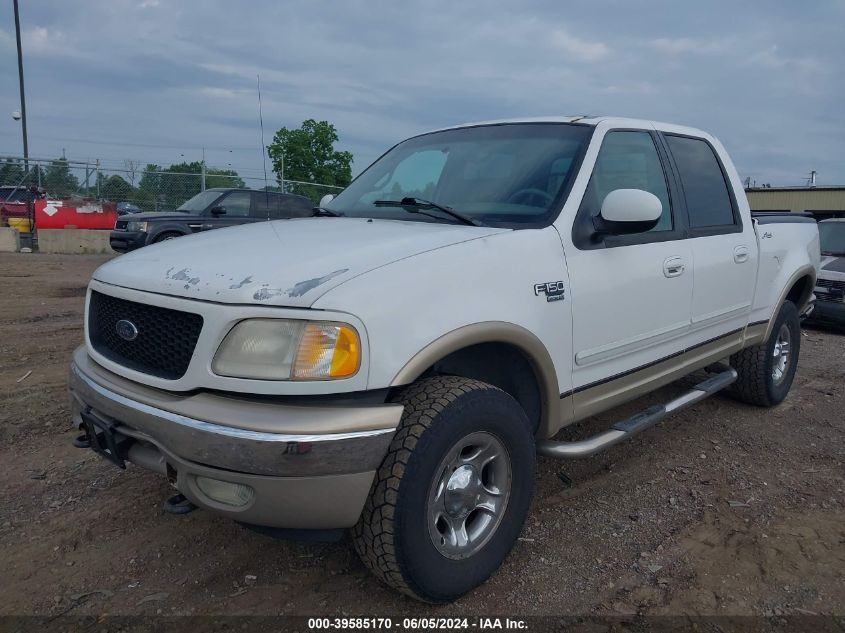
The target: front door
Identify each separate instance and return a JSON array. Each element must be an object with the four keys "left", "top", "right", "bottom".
[
  {"left": 563, "top": 128, "right": 693, "bottom": 416},
  {"left": 203, "top": 191, "right": 255, "bottom": 230}
]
